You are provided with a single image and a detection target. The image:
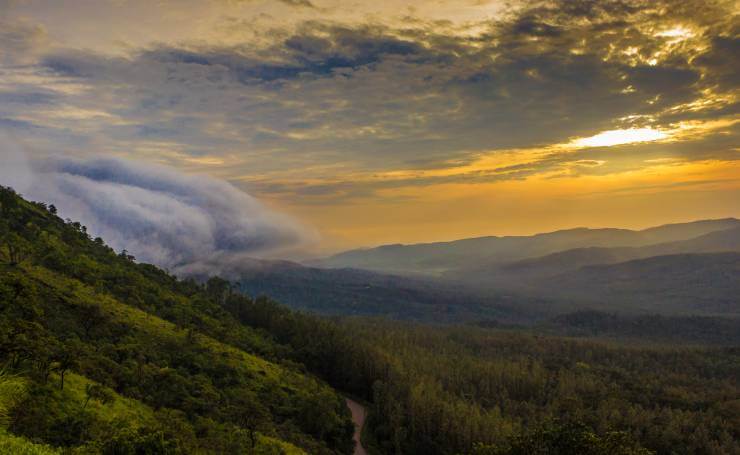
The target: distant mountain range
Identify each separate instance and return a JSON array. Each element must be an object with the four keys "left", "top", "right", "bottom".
[
  {"left": 286, "top": 219, "right": 740, "bottom": 320},
  {"left": 313, "top": 218, "right": 740, "bottom": 275},
  {"left": 446, "top": 225, "right": 740, "bottom": 285}
]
